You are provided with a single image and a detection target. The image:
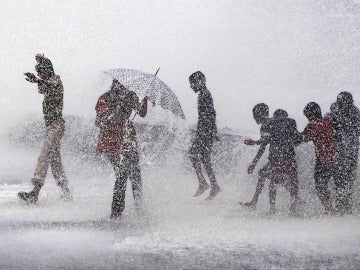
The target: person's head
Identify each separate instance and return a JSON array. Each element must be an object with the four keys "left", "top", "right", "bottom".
[
  {"left": 189, "top": 71, "right": 206, "bottom": 93},
  {"left": 110, "top": 79, "right": 126, "bottom": 94},
  {"left": 336, "top": 91, "right": 353, "bottom": 110},
  {"left": 252, "top": 103, "right": 269, "bottom": 124},
  {"left": 273, "top": 109, "right": 288, "bottom": 119},
  {"left": 35, "top": 53, "right": 44, "bottom": 63},
  {"left": 303, "top": 102, "right": 322, "bottom": 121},
  {"left": 35, "top": 57, "right": 54, "bottom": 80}
]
